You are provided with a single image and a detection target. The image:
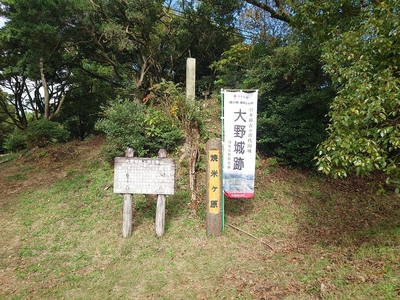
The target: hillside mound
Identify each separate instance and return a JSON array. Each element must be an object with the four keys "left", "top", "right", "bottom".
[{"left": 0, "top": 136, "right": 105, "bottom": 200}]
